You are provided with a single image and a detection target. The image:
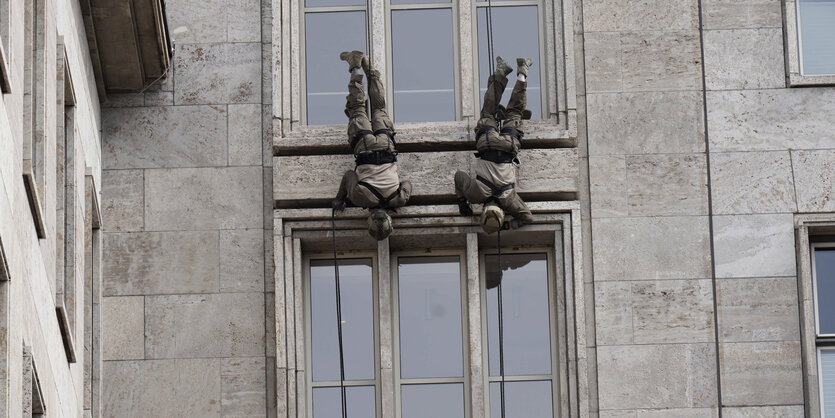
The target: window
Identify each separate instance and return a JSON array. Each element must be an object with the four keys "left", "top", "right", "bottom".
[
  {"left": 813, "top": 240, "right": 835, "bottom": 416},
  {"left": 298, "top": 0, "right": 553, "bottom": 125},
  {"left": 785, "top": 0, "right": 835, "bottom": 85}
]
